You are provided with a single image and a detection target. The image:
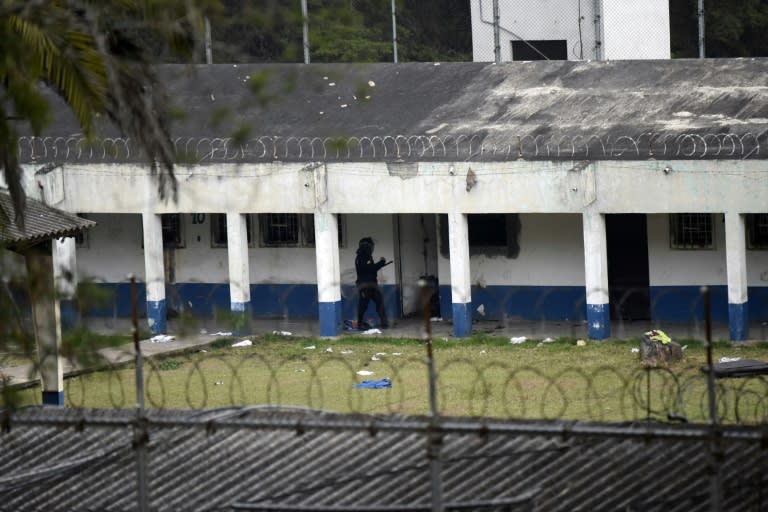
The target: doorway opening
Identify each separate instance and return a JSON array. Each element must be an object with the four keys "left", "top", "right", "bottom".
[{"left": 606, "top": 214, "right": 651, "bottom": 320}]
